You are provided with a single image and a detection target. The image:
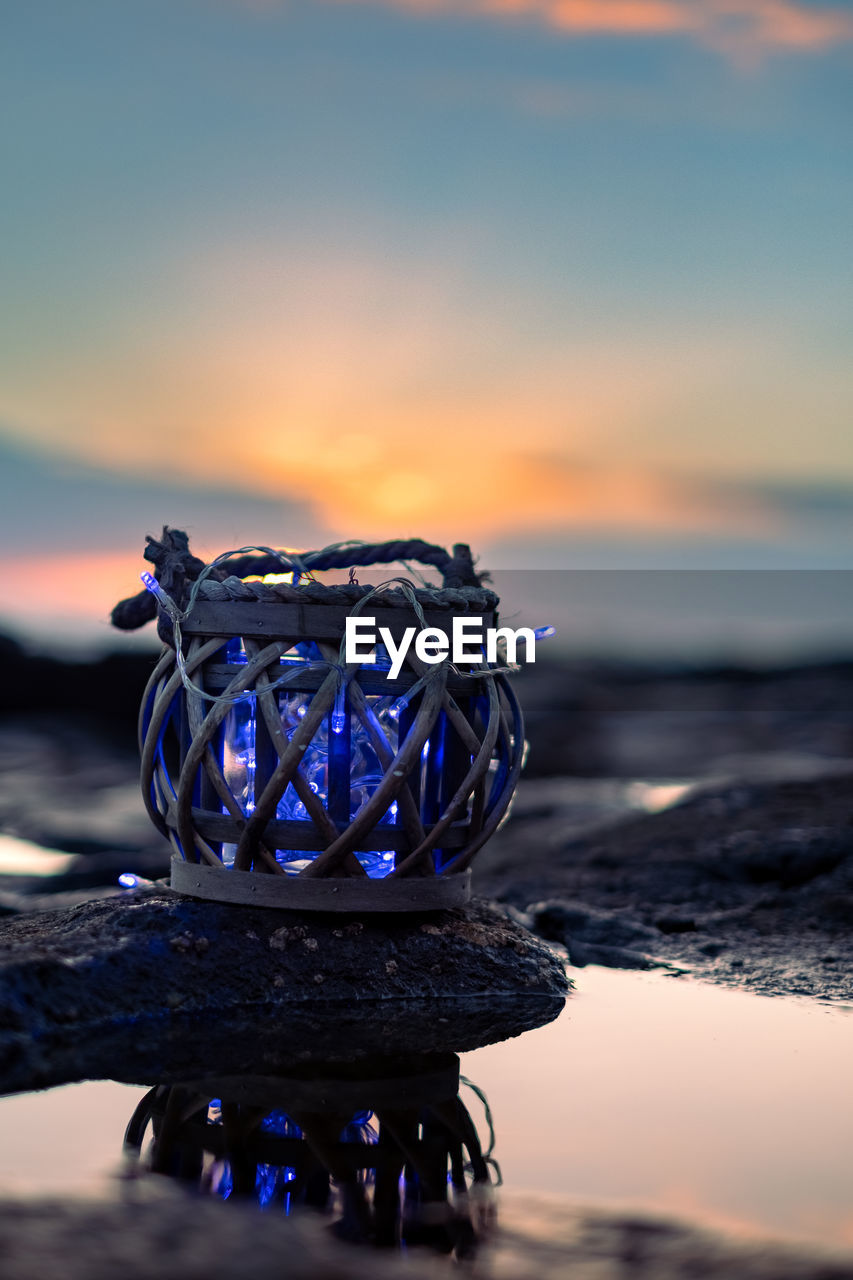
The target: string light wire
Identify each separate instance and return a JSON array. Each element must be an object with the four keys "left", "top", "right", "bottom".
[{"left": 141, "top": 545, "right": 553, "bottom": 710}]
